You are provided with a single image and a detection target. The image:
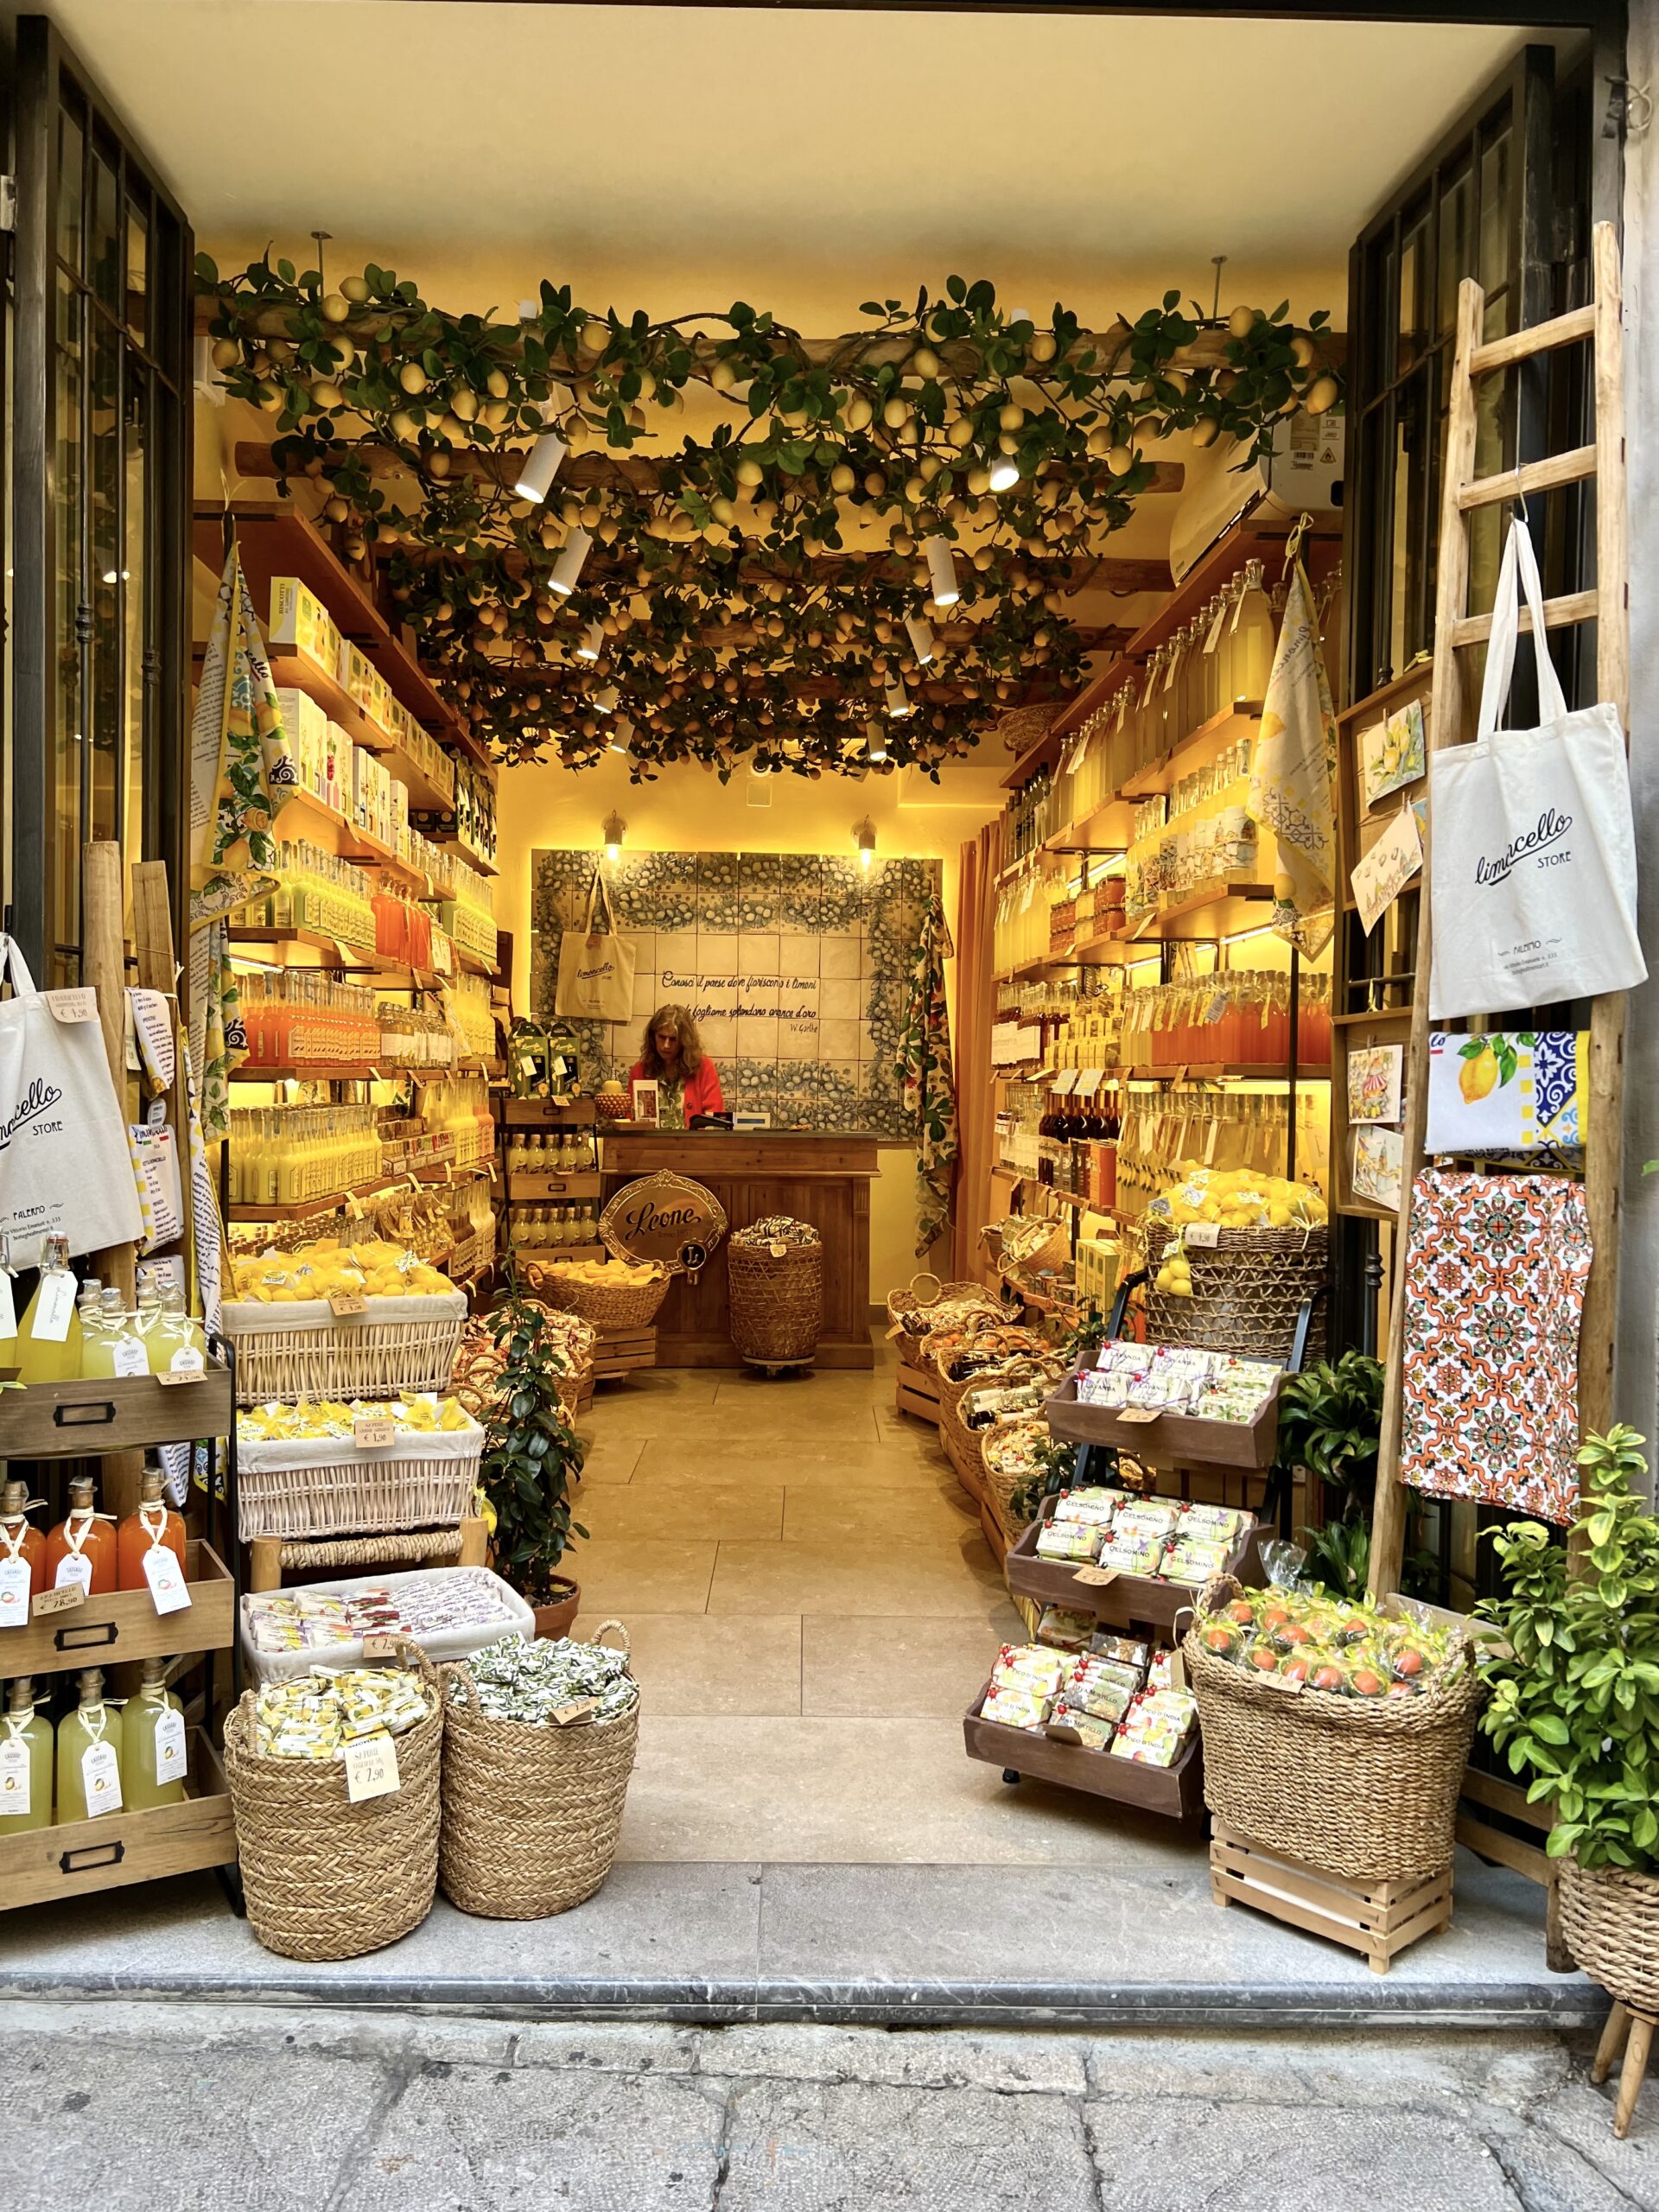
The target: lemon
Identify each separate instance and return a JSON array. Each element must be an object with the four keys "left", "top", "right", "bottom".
[{"left": 397, "top": 362, "right": 428, "bottom": 395}]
